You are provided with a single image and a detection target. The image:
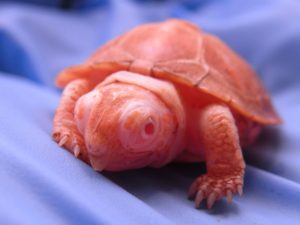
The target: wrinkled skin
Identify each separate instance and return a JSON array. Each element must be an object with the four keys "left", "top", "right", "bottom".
[
  {"left": 73, "top": 72, "right": 186, "bottom": 171},
  {"left": 52, "top": 19, "right": 281, "bottom": 209},
  {"left": 53, "top": 71, "right": 257, "bottom": 208}
]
